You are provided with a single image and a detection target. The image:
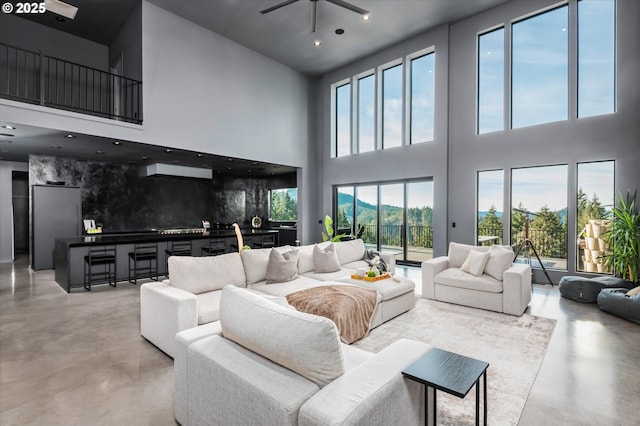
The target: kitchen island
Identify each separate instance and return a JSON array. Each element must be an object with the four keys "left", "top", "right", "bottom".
[{"left": 54, "top": 229, "right": 279, "bottom": 292}]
